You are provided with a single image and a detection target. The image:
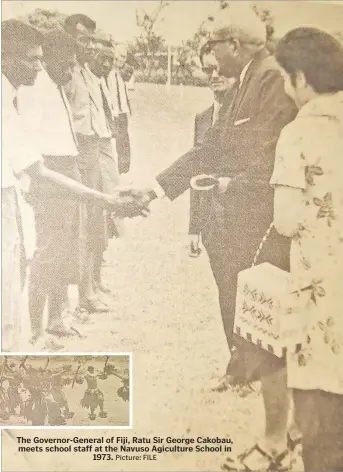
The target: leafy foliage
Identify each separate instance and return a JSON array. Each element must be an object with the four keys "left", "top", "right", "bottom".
[{"left": 20, "top": 8, "right": 66, "bottom": 33}]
